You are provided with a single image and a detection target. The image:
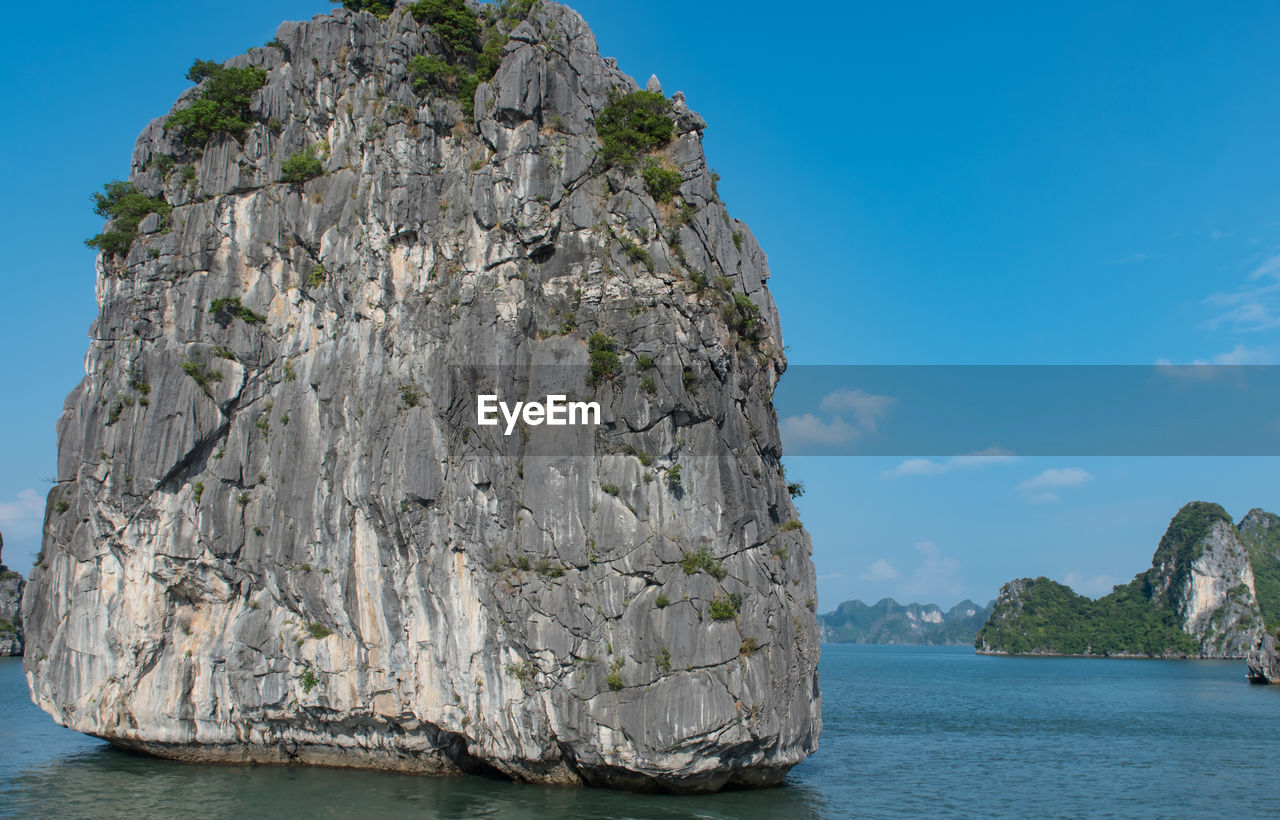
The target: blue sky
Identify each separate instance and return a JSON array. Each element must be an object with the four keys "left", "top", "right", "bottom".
[{"left": 3, "top": 1, "right": 1280, "bottom": 607}]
